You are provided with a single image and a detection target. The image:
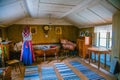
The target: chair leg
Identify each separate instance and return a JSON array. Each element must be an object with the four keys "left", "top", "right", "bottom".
[
  {"left": 44, "top": 53, "right": 46, "bottom": 62},
  {"left": 18, "top": 63, "right": 22, "bottom": 74}
]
